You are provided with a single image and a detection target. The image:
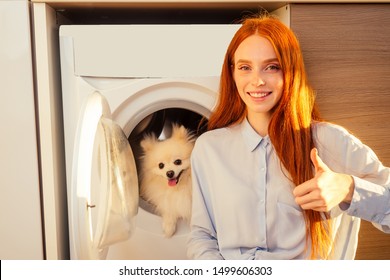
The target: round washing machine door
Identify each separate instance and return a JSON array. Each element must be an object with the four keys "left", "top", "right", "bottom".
[{"left": 71, "top": 91, "right": 138, "bottom": 259}]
